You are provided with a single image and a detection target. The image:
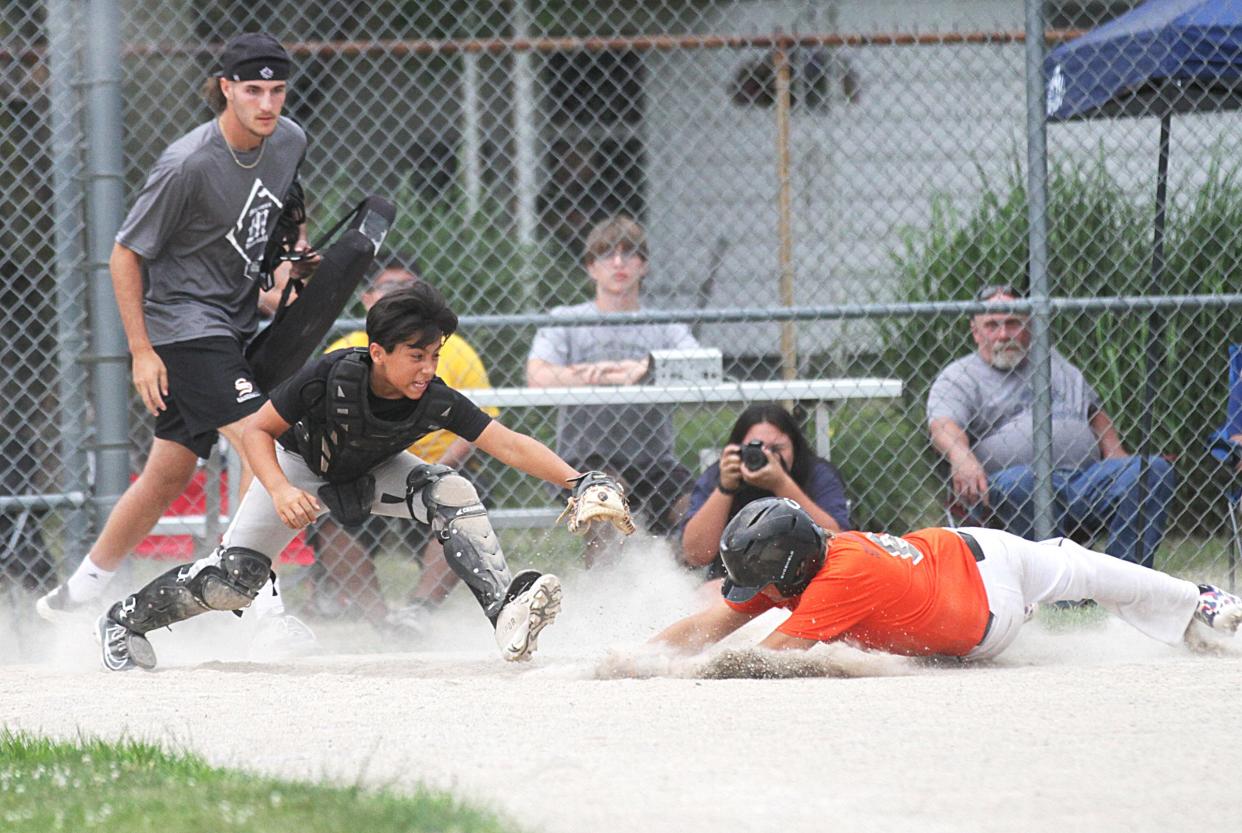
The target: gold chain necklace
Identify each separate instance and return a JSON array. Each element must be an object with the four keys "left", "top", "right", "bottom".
[{"left": 217, "top": 118, "right": 265, "bottom": 170}]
